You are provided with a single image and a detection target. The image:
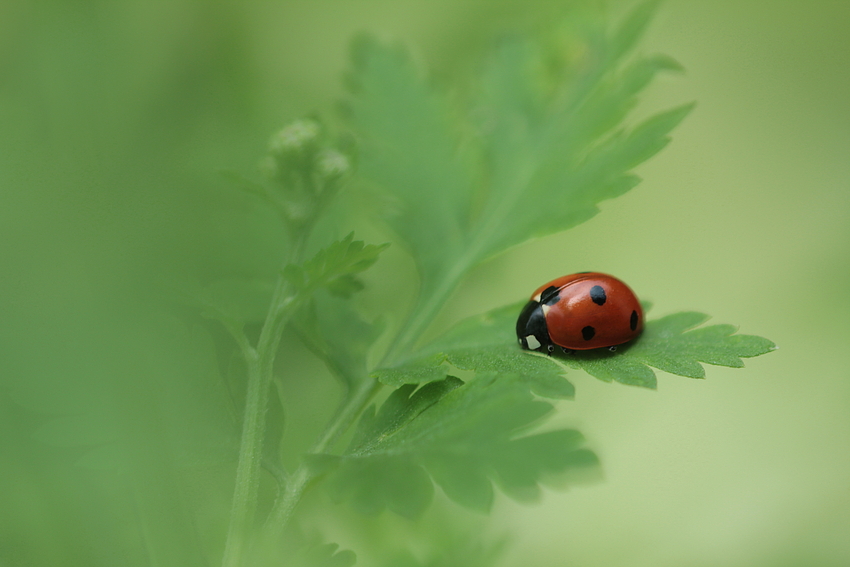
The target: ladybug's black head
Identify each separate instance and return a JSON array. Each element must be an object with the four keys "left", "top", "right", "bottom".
[{"left": 516, "top": 300, "right": 552, "bottom": 352}]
